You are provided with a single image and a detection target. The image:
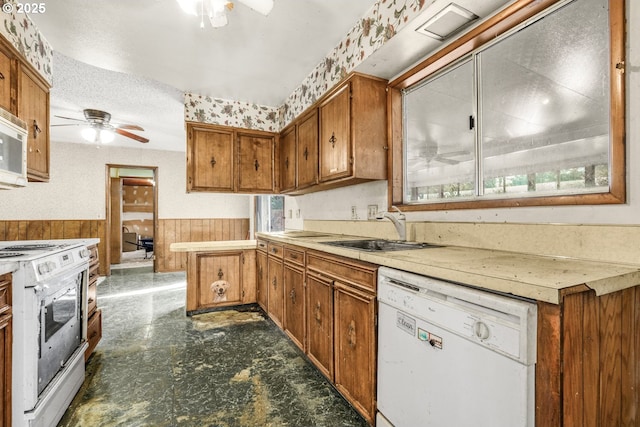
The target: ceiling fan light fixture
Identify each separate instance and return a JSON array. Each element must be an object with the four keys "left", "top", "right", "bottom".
[
  {"left": 81, "top": 127, "right": 97, "bottom": 143},
  {"left": 100, "top": 129, "right": 115, "bottom": 143}
]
